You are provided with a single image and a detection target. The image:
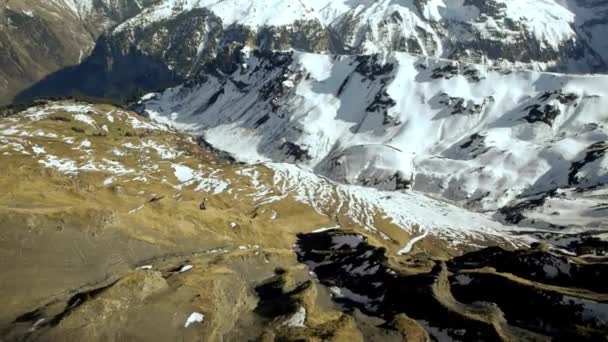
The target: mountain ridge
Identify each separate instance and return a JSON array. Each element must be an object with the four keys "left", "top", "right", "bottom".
[
  {"left": 137, "top": 49, "right": 608, "bottom": 240},
  {"left": 112, "top": 0, "right": 608, "bottom": 72},
  {"left": 0, "top": 0, "right": 162, "bottom": 105},
  {"left": 11, "top": 0, "right": 608, "bottom": 105},
  {"left": 2, "top": 1, "right": 608, "bottom": 339}
]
